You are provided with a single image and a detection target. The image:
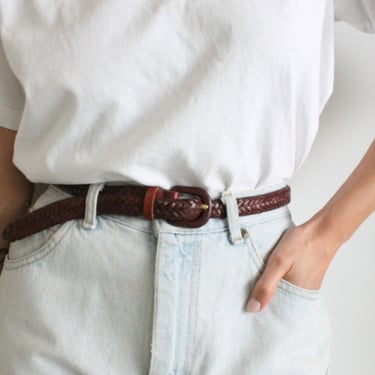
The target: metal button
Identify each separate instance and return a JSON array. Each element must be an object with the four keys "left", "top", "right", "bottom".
[{"left": 240, "top": 228, "right": 249, "bottom": 238}]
